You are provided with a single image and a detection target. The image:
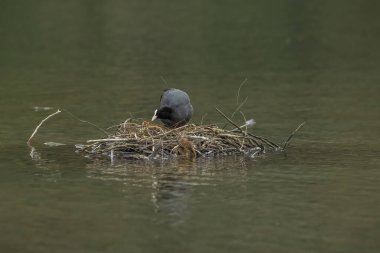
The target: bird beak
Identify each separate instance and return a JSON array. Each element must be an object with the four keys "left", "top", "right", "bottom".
[{"left": 151, "top": 109, "right": 157, "bottom": 121}]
